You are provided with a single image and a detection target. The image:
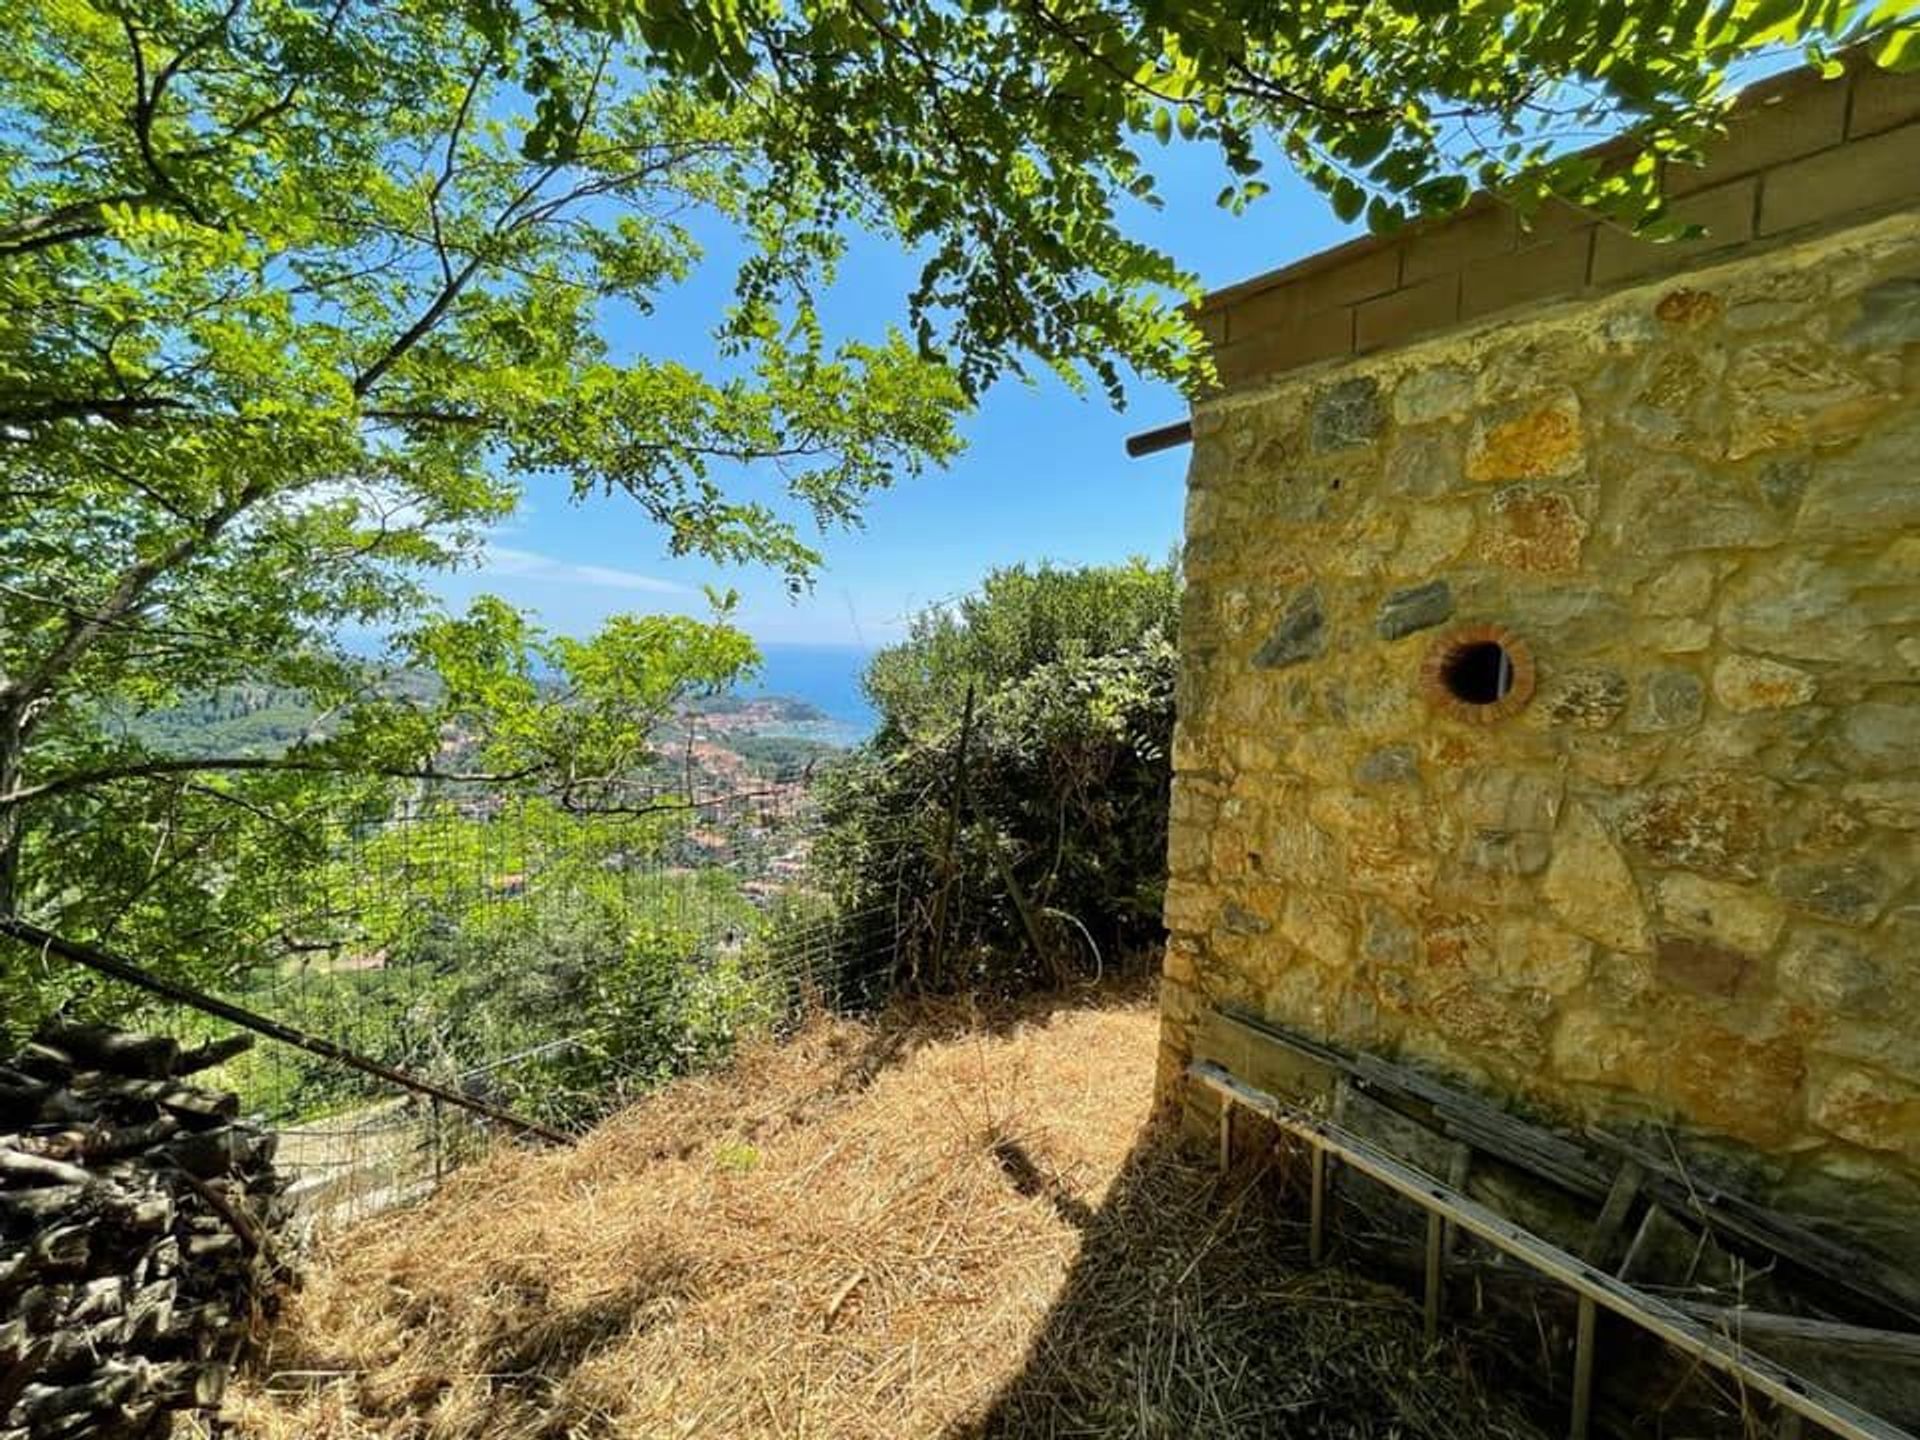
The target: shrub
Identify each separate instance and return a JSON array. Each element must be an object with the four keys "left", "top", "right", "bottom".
[{"left": 815, "top": 559, "right": 1177, "bottom": 995}]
